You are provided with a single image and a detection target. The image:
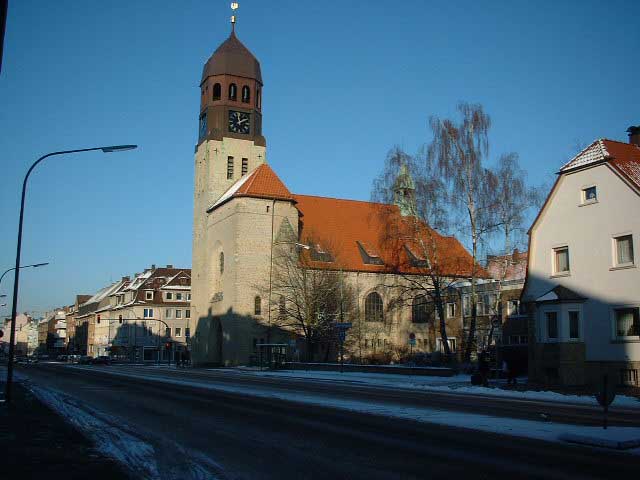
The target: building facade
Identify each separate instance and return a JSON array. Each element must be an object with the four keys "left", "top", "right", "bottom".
[
  {"left": 522, "top": 131, "right": 640, "bottom": 386},
  {"left": 190, "top": 19, "right": 515, "bottom": 367}
]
